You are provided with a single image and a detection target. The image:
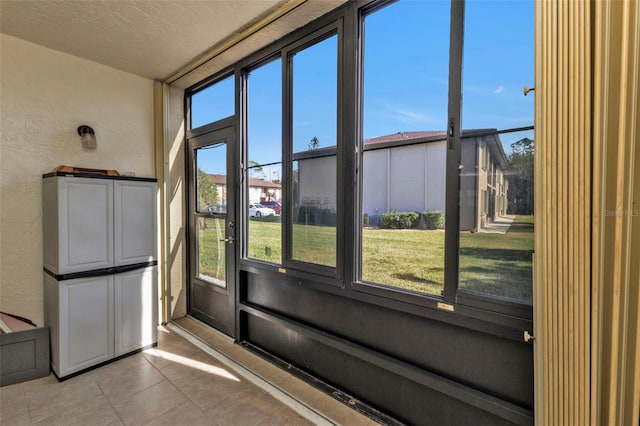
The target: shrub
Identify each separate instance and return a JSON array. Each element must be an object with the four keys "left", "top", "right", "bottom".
[
  {"left": 380, "top": 211, "right": 420, "bottom": 229},
  {"left": 363, "top": 213, "right": 369, "bottom": 227},
  {"left": 250, "top": 215, "right": 281, "bottom": 223},
  {"left": 295, "top": 206, "right": 336, "bottom": 226},
  {"left": 422, "top": 210, "right": 444, "bottom": 229}
]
